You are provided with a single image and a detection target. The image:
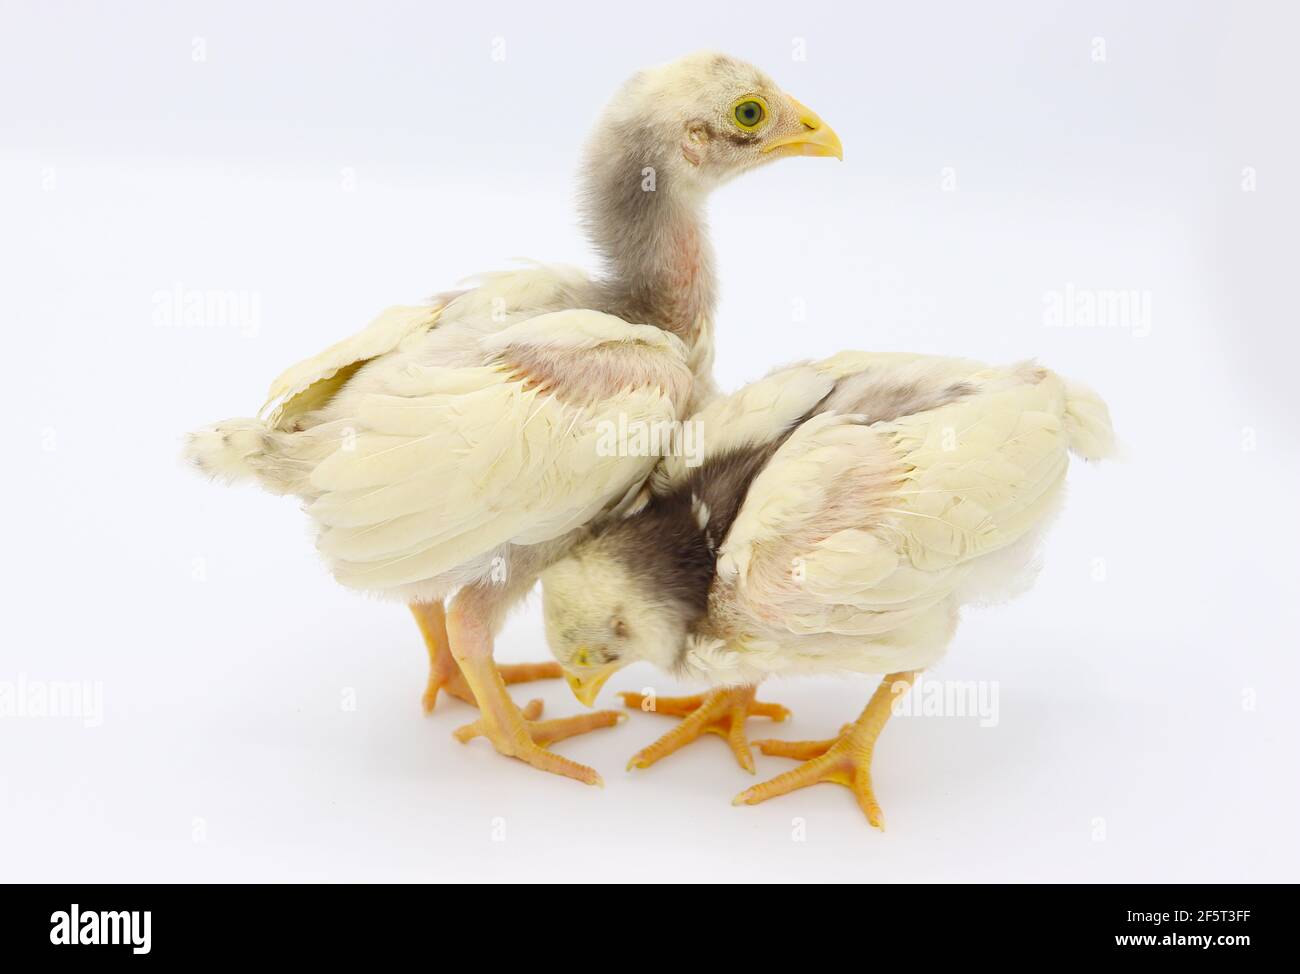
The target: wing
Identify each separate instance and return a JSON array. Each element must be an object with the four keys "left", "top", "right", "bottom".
[
  {"left": 262, "top": 304, "right": 446, "bottom": 430},
  {"left": 713, "top": 365, "right": 1075, "bottom": 642},
  {"left": 302, "top": 310, "right": 693, "bottom": 592},
  {"left": 652, "top": 351, "right": 988, "bottom": 493},
  {"left": 260, "top": 263, "right": 591, "bottom": 430}
]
